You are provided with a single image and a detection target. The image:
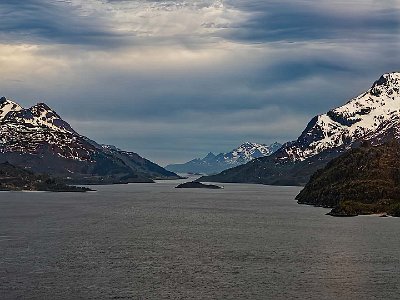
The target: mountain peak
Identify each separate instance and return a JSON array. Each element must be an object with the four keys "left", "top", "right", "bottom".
[
  {"left": 31, "top": 102, "right": 53, "bottom": 111},
  {"left": 204, "top": 152, "right": 216, "bottom": 160},
  {"left": 241, "top": 141, "right": 256, "bottom": 146},
  {"left": 376, "top": 72, "right": 400, "bottom": 83},
  {"left": 1, "top": 100, "right": 76, "bottom": 134},
  {"left": 0, "top": 97, "right": 23, "bottom": 119},
  {"left": 370, "top": 72, "right": 400, "bottom": 97}
]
